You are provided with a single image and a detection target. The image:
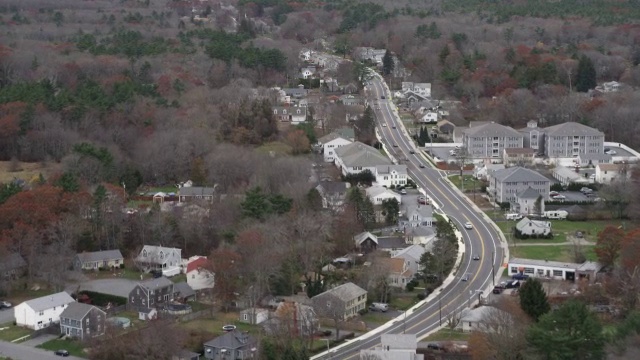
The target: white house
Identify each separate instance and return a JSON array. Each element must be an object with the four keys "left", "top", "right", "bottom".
[
  {"left": 418, "top": 112, "right": 438, "bottom": 124},
  {"left": 365, "top": 186, "right": 402, "bottom": 205},
  {"left": 317, "top": 133, "right": 353, "bottom": 162},
  {"left": 392, "top": 244, "right": 426, "bottom": 277},
  {"left": 457, "top": 306, "right": 512, "bottom": 333},
  {"left": 186, "top": 256, "right": 214, "bottom": 291},
  {"left": 516, "top": 187, "right": 545, "bottom": 216},
  {"left": 300, "top": 66, "right": 316, "bottom": 79},
  {"left": 595, "top": 163, "right": 628, "bottom": 184},
  {"left": 515, "top": 217, "right": 551, "bottom": 237},
  {"left": 14, "top": 291, "right": 75, "bottom": 330},
  {"left": 375, "top": 165, "right": 408, "bottom": 187},
  {"left": 334, "top": 142, "right": 392, "bottom": 176},
  {"left": 509, "top": 258, "right": 604, "bottom": 283},
  {"left": 273, "top": 106, "right": 307, "bottom": 125},
  {"left": 135, "top": 245, "right": 182, "bottom": 276}
]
